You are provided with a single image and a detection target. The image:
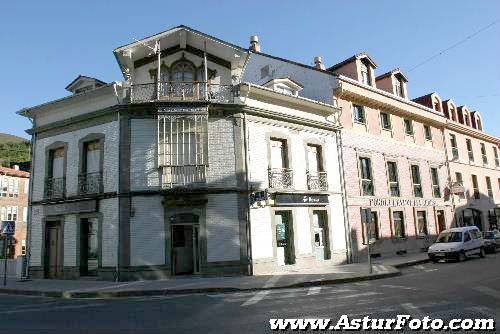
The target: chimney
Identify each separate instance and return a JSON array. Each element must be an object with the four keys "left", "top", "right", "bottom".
[
  {"left": 250, "top": 35, "right": 261, "bottom": 52},
  {"left": 13, "top": 165, "right": 19, "bottom": 171},
  {"left": 314, "top": 56, "right": 325, "bottom": 70}
]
